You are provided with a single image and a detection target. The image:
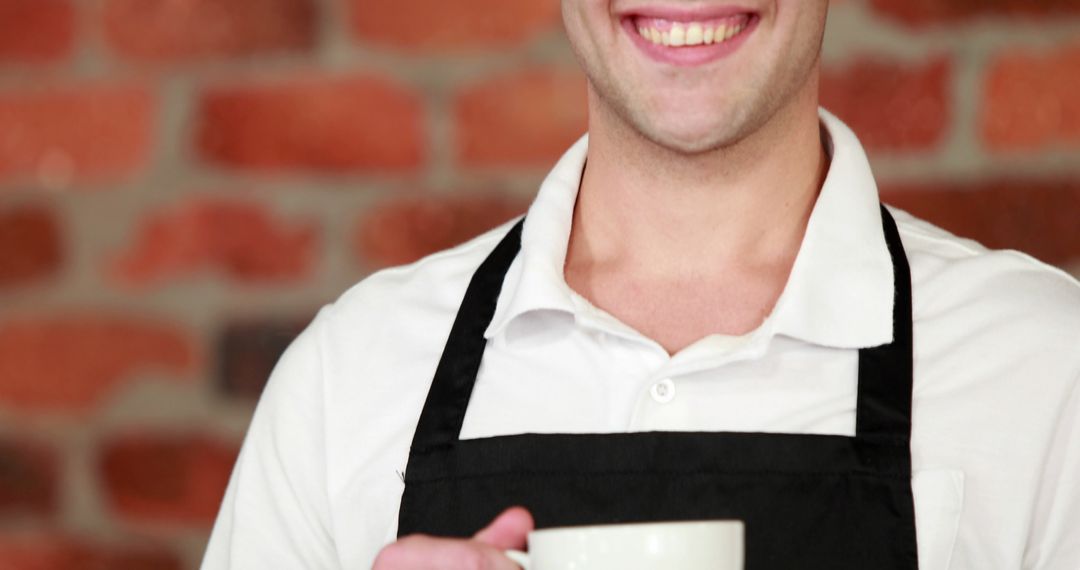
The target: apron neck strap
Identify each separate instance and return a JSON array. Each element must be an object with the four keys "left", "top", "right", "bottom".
[
  {"left": 411, "top": 219, "right": 525, "bottom": 451},
  {"left": 855, "top": 206, "right": 914, "bottom": 445}
]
